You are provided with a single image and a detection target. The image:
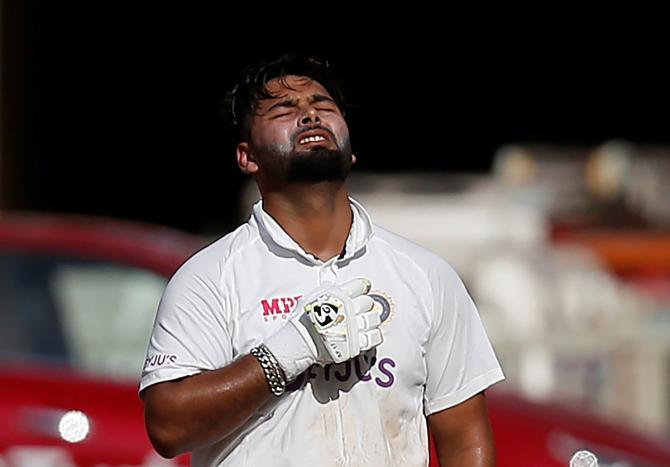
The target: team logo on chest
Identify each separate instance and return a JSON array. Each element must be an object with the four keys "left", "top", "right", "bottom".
[
  {"left": 259, "top": 290, "right": 394, "bottom": 325},
  {"left": 368, "top": 290, "right": 395, "bottom": 326}
]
